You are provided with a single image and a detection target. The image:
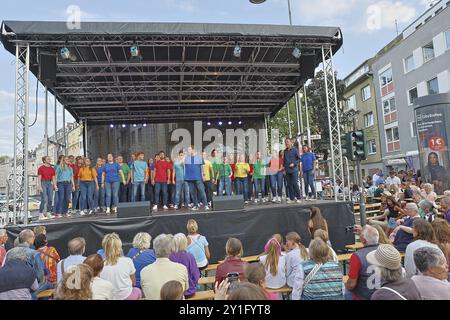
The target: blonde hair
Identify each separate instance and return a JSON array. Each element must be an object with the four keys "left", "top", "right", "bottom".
[
  {"left": 186, "top": 219, "right": 198, "bottom": 234},
  {"left": 313, "top": 229, "right": 329, "bottom": 243},
  {"left": 33, "top": 225, "right": 47, "bottom": 236},
  {"left": 371, "top": 224, "right": 391, "bottom": 244},
  {"left": 55, "top": 264, "right": 93, "bottom": 300},
  {"left": 172, "top": 233, "right": 188, "bottom": 252},
  {"left": 264, "top": 240, "right": 280, "bottom": 276},
  {"left": 102, "top": 233, "right": 123, "bottom": 265},
  {"left": 309, "top": 238, "right": 331, "bottom": 264},
  {"left": 132, "top": 232, "right": 151, "bottom": 250},
  {"left": 286, "top": 232, "right": 309, "bottom": 260}
]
